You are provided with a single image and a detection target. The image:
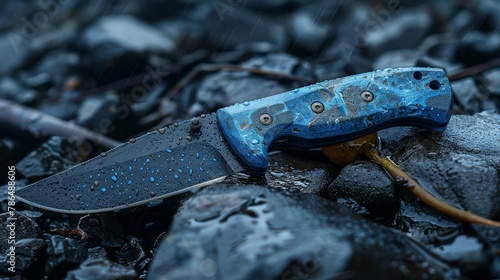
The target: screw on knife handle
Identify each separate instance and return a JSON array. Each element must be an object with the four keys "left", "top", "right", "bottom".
[{"left": 217, "top": 67, "right": 453, "bottom": 174}]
